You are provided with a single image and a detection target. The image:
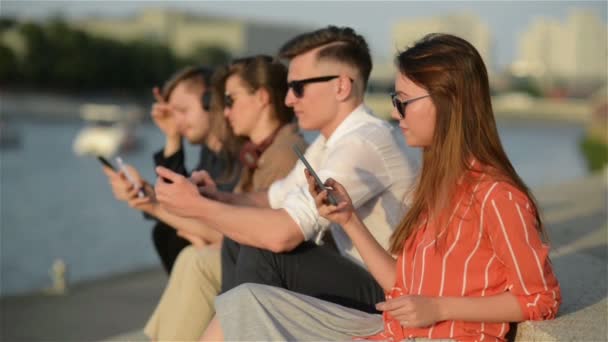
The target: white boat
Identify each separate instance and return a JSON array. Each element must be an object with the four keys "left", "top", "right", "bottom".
[{"left": 72, "top": 103, "right": 143, "bottom": 158}]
